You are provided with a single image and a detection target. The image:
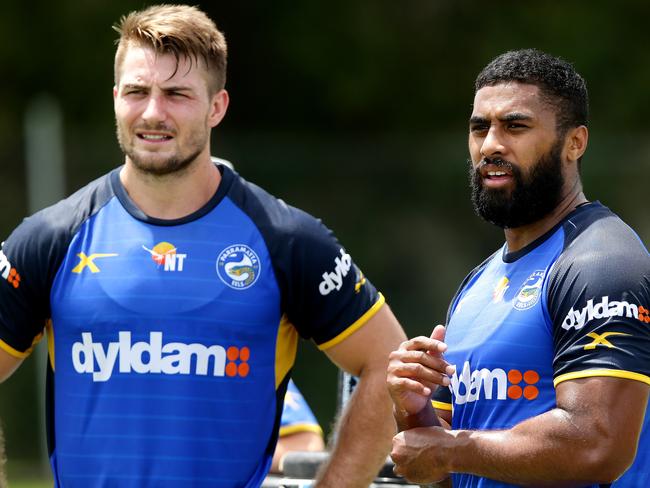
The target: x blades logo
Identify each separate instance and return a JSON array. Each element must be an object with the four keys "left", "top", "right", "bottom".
[
  {"left": 71, "top": 253, "right": 119, "bottom": 274},
  {"left": 354, "top": 268, "right": 367, "bottom": 294},
  {"left": 583, "top": 331, "right": 630, "bottom": 350}
]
